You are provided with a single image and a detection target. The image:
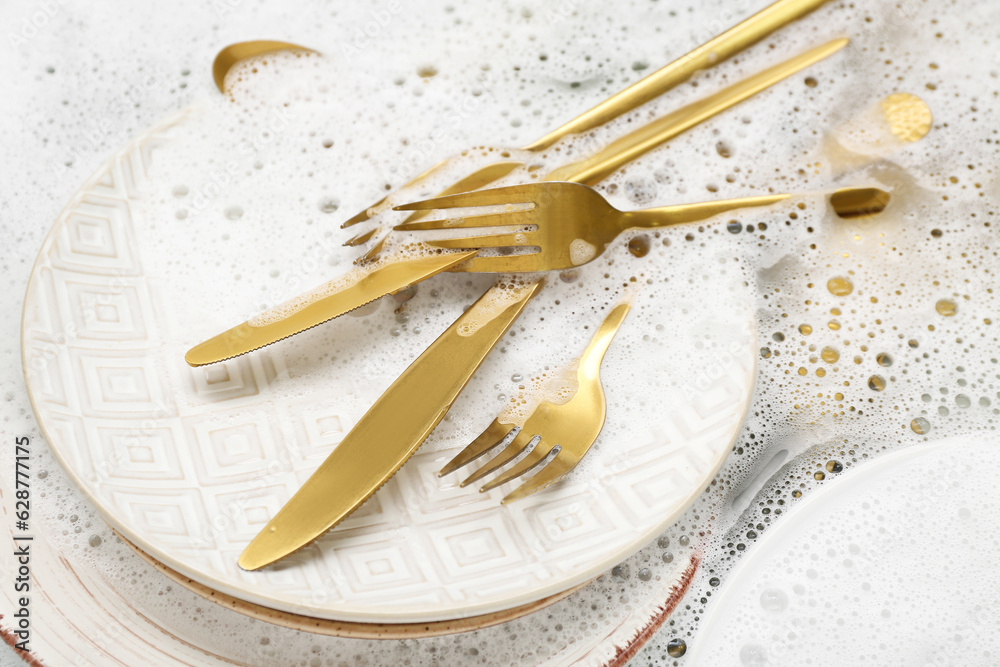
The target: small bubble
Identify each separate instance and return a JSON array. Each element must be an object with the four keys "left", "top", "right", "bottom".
[
  {"left": 798, "top": 324, "right": 813, "bottom": 335},
  {"left": 868, "top": 375, "right": 886, "bottom": 391},
  {"left": 772, "top": 332, "right": 785, "bottom": 342},
  {"left": 667, "top": 639, "right": 687, "bottom": 658},
  {"left": 511, "top": 374, "right": 523, "bottom": 383},
  {"left": 627, "top": 234, "right": 651, "bottom": 258},
  {"left": 759, "top": 588, "right": 788, "bottom": 612},
  {"left": 760, "top": 347, "right": 771, "bottom": 358},
  {"left": 935, "top": 298, "right": 957, "bottom": 316},
  {"left": 727, "top": 220, "right": 743, "bottom": 234},
  {"left": 225, "top": 206, "right": 244, "bottom": 220},
  {"left": 804, "top": 76, "right": 818, "bottom": 87},
  {"left": 172, "top": 185, "right": 189, "bottom": 198},
  {"left": 89, "top": 535, "right": 102, "bottom": 547},
  {"left": 638, "top": 568, "right": 652, "bottom": 582},
  {"left": 662, "top": 552, "right": 674, "bottom": 563},
  {"left": 876, "top": 352, "right": 893, "bottom": 367},
  {"left": 911, "top": 417, "right": 931, "bottom": 434},
  {"left": 821, "top": 347, "right": 839, "bottom": 363},
  {"left": 559, "top": 270, "right": 579, "bottom": 283},
  {"left": 318, "top": 197, "right": 340, "bottom": 214},
  {"left": 826, "top": 460, "right": 843, "bottom": 473},
  {"left": 827, "top": 276, "right": 853, "bottom": 297},
  {"left": 709, "top": 577, "right": 720, "bottom": 587},
  {"left": 740, "top": 644, "right": 768, "bottom": 666},
  {"left": 955, "top": 394, "right": 971, "bottom": 408}
]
